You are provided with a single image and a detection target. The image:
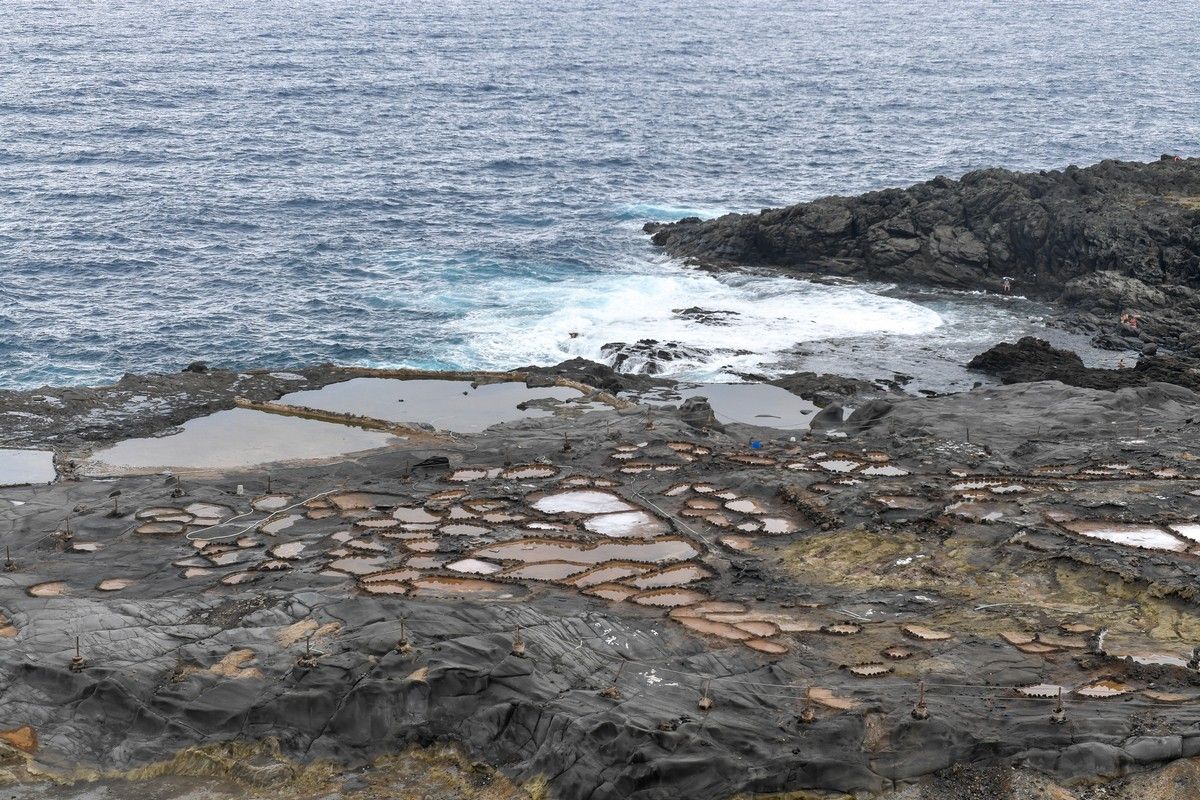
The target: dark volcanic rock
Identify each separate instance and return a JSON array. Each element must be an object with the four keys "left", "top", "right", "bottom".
[
  {"left": 678, "top": 396, "right": 724, "bottom": 431},
  {"left": 844, "top": 399, "right": 894, "bottom": 433},
  {"left": 671, "top": 306, "right": 741, "bottom": 325},
  {"left": 808, "top": 402, "right": 845, "bottom": 431},
  {"left": 519, "top": 357, "right": 670, "bottom": 394},
  {"left": 968, "top": 336, "right": 1200, "bottom": 391},
  {"left": 599, "top": 340, "right": 713, "bottom": 375},
  {"left": 647, "top": 158, "right": 1200, "bottom": 354},
  {"left": 764, "top": 371, "right": 877, "bottom": 407}
]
